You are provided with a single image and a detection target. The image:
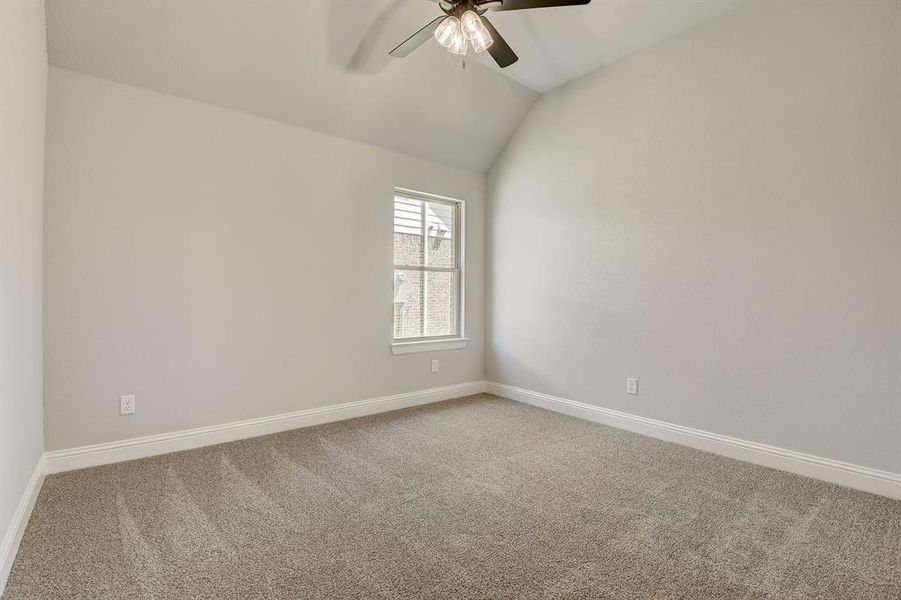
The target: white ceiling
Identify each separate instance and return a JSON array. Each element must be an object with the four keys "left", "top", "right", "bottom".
[
  {"left": 46, "top": 0, "right": 746, "bottom": 172},
  {"left": 476, "top": 0, "right": 747, "bottom": 91}
]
